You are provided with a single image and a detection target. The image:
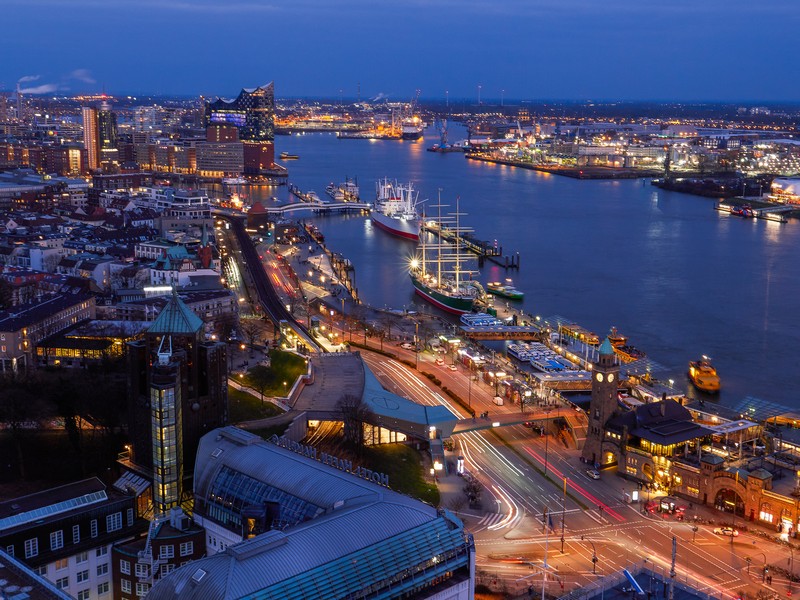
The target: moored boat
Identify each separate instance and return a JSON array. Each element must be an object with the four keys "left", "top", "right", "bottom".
[
  {"left": 688, "top": 356, "right": 720, "bottom": 393},
  {"left": 279, "top": 151, "right": 299, "bottom": 160},
  {"left": 409, "top": 195, "right": 478, "bottom": 314},
  {"left": 486, "top": 280, "right": 524, "bottom": 301},
  {"left": 607, "top": 327, "right": 646, "bottom": 363},
  {"left": 371, "top": 178, "right": 422, "bottom": 241}
]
